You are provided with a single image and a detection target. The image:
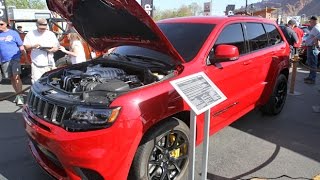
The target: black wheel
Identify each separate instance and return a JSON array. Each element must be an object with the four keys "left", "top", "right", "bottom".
[
  {"left": 261, "top": 74, "right": 287, "bottom": 115},
  {"left": 129, "top": 118, "right": 189, "bottom": 180},
  {"left": 55, "top": 56, "right": 72, "bottom": 68}
]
